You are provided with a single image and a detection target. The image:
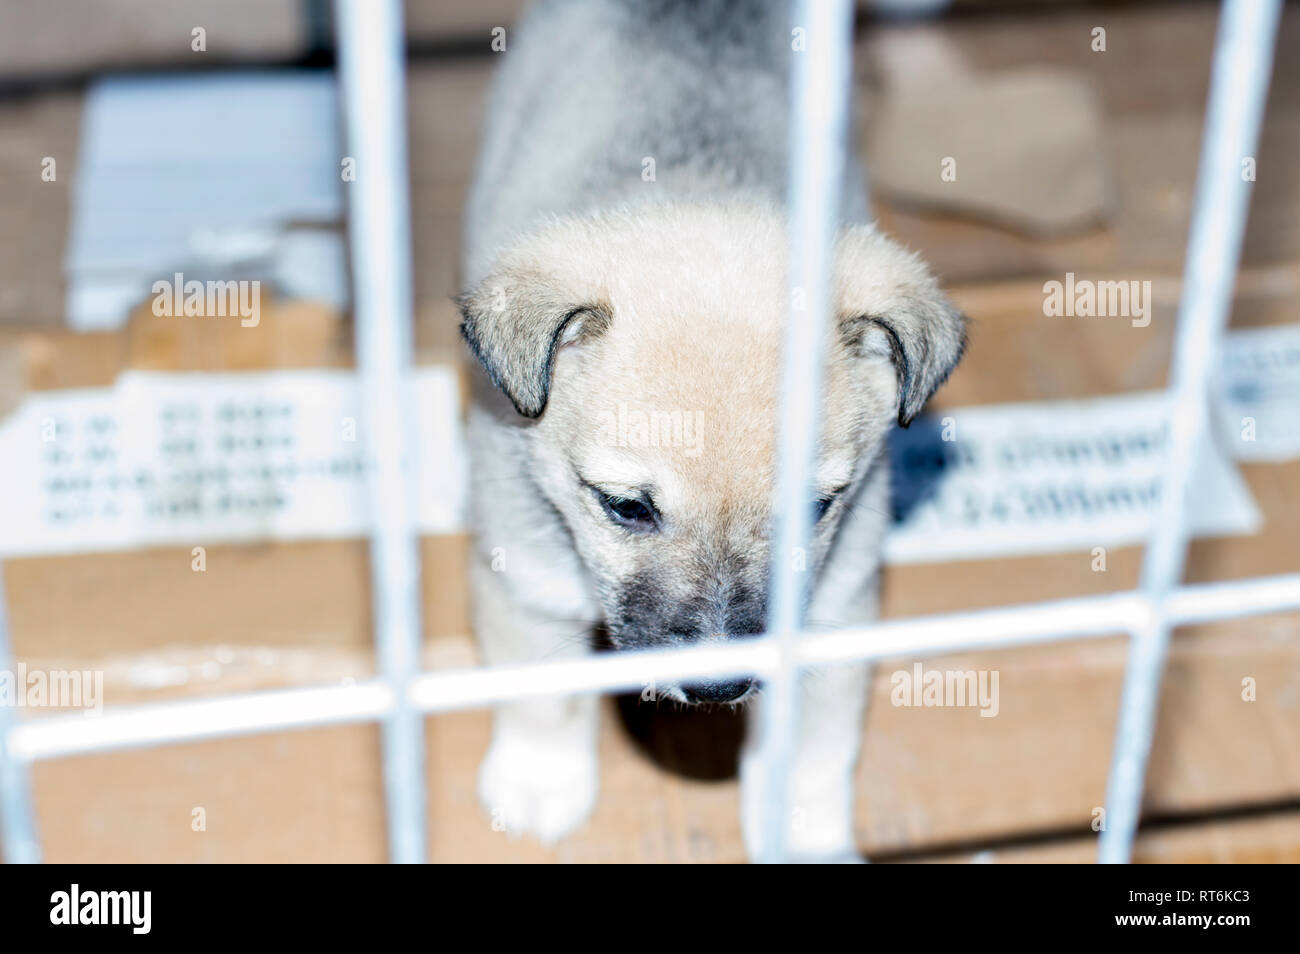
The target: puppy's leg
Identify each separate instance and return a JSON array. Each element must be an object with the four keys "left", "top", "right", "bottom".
[
  {"left": 740, "top": 663, "right": 871, "bottom": 862},
  {"left": 471, "top": 555, "right": 601, "bottom": 845}
]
